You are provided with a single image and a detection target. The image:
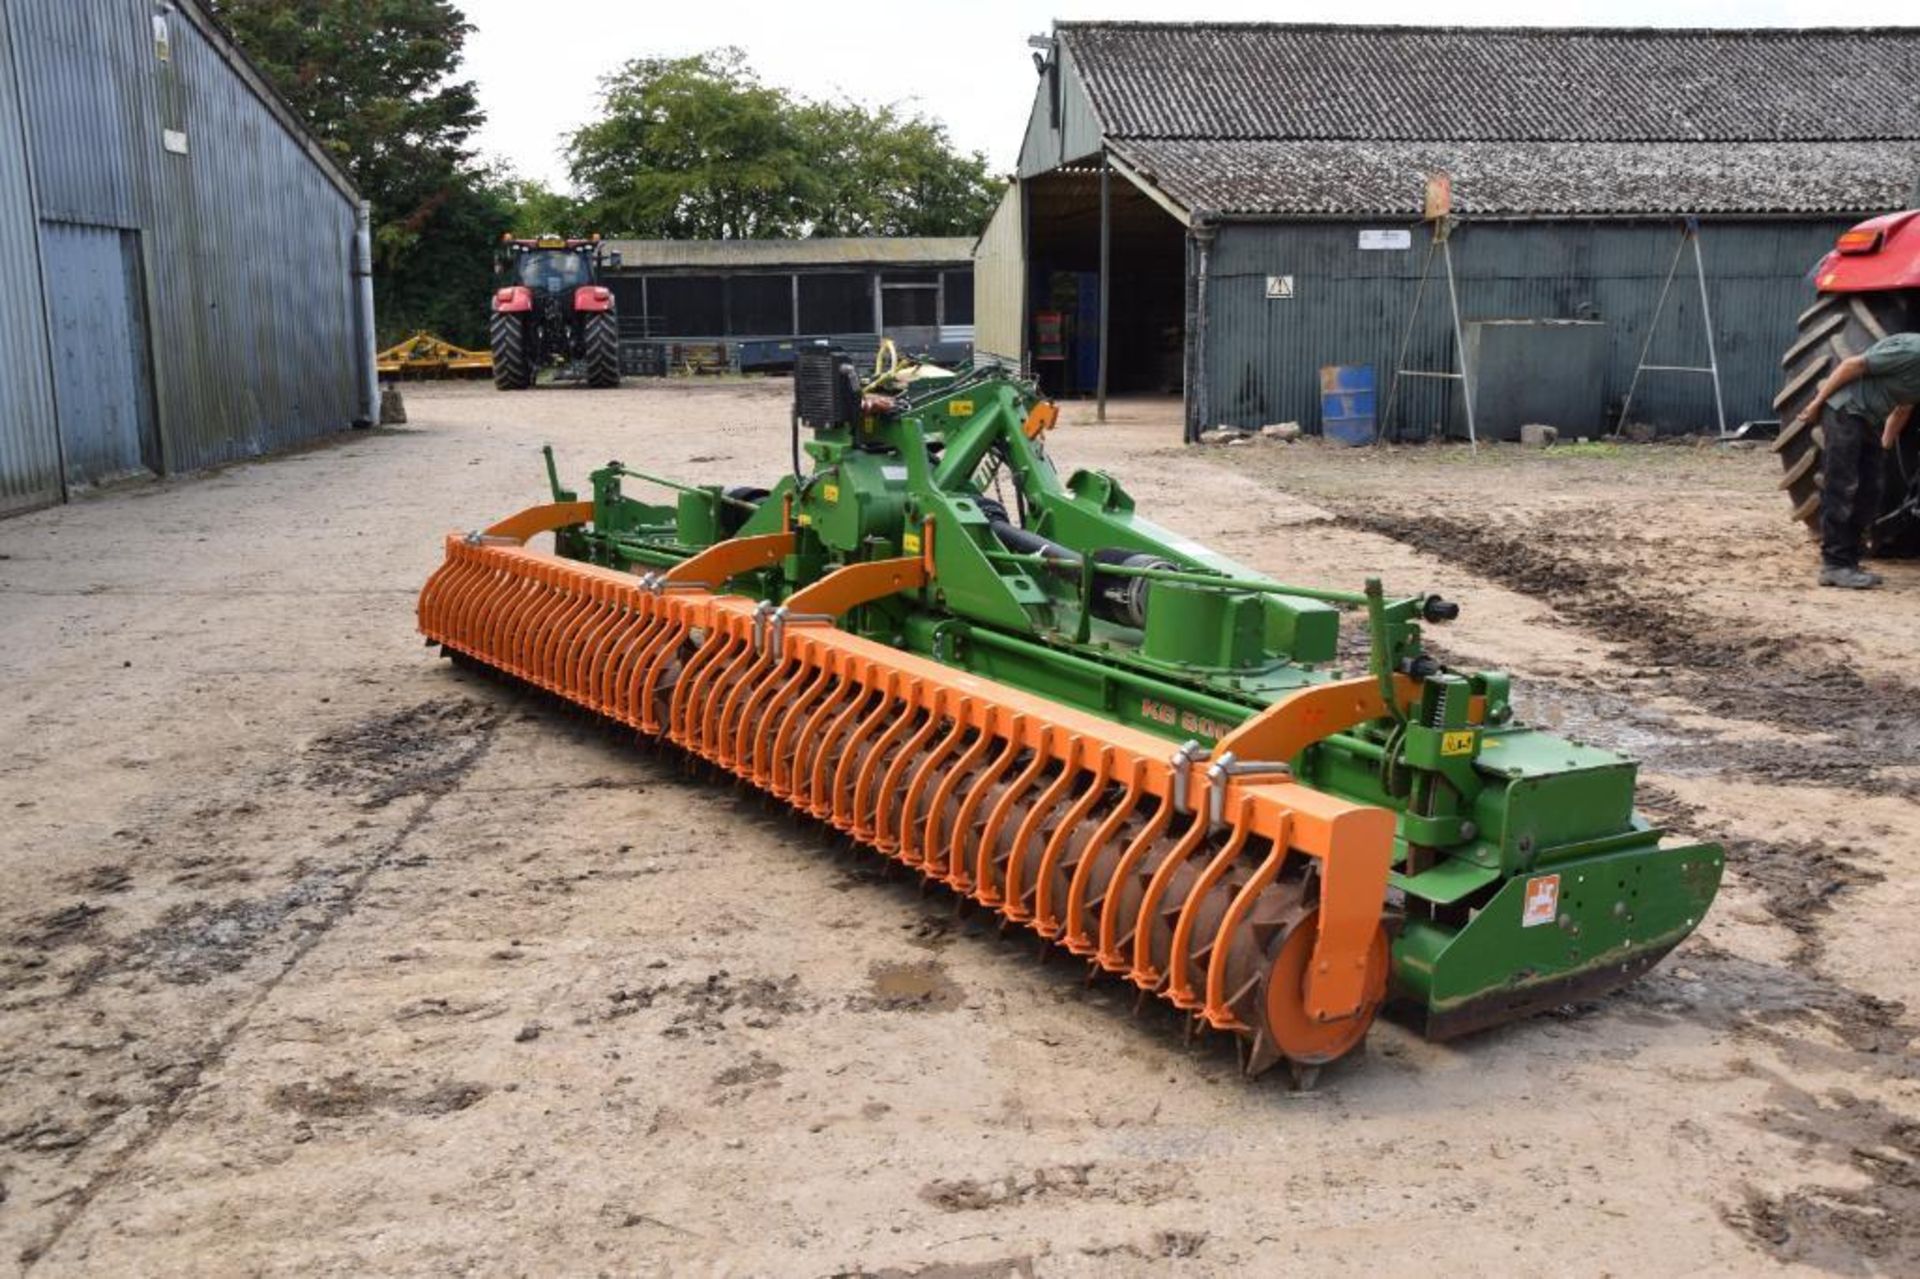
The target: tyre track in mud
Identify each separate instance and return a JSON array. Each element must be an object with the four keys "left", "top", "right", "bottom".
[
  {"left": 1334, "top": 508, "right": 1920, "bottom": 793},
  {"left": 1330, "top": 503, "right": 1920, "bottom": 1268}
]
